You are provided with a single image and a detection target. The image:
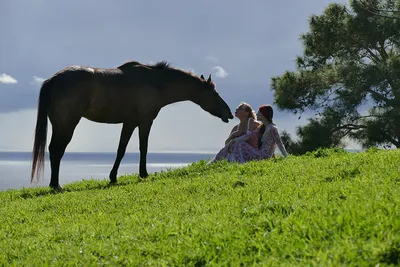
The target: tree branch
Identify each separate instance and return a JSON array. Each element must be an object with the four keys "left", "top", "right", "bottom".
[
  {"left": 357, "top": 114, "right": 386, "bottom": 119},
  {"left": 365, "top": 88, "right": 396, "bottom": 106},
  {"left": 358, "top": 0, "right": 400, "bottom": 19},
  {"left": 343, "top": 8, "right": 384, "bottom": 62},
  {"left": 316, "top": 89, "right": 340, "bottom": 108},
  {"left": 378, "top": 40, "right": 389, "bottom": 60},
  {"left": 337, "top": 128, "right": 353, "bottom": 140},
  {"left": 363, "top": 47, "right": 383, "bottom": 62},
  {"left": 390, "top": 38, "right": 400, "bottom": 49},
  {"left": 331, "top": 123, "right": 368, "bottom": 133},
  {"left": 388, "top": 137, "right": 400, "bottom": 147},
  {"left": 358, "top": 0, "right": 400, "bottom": 13}
]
